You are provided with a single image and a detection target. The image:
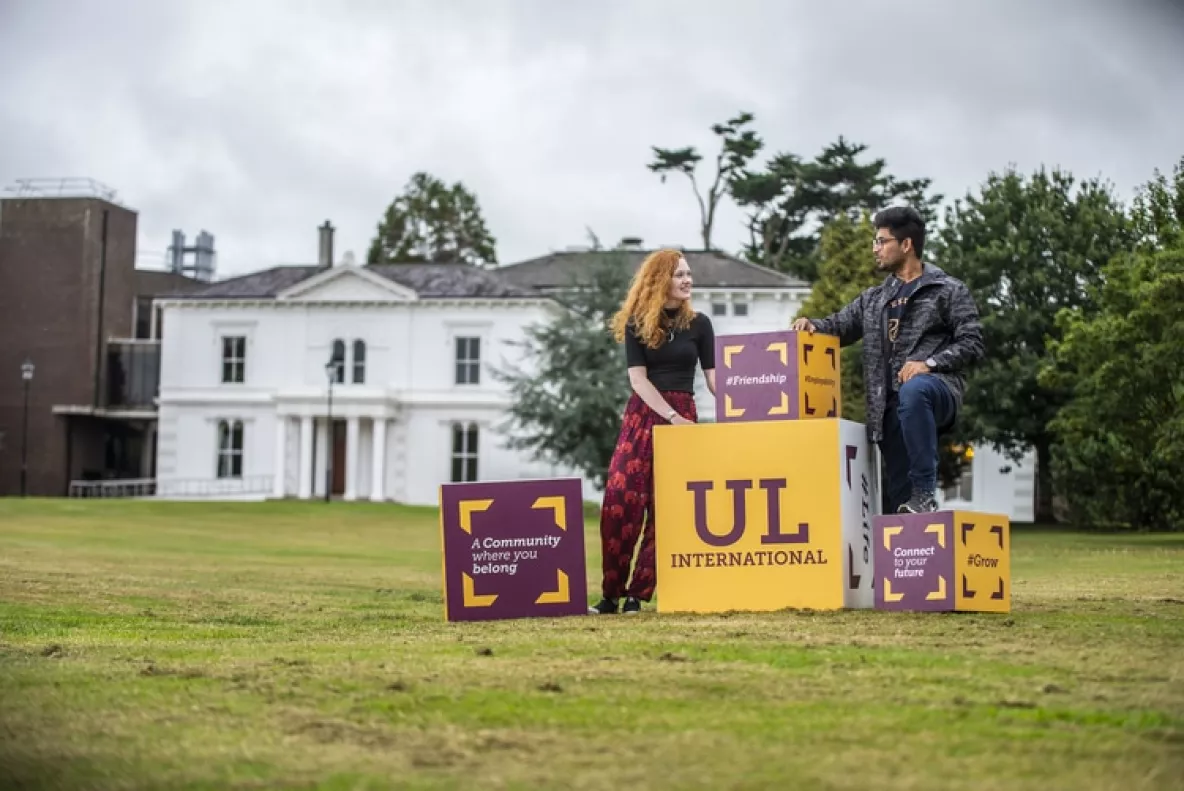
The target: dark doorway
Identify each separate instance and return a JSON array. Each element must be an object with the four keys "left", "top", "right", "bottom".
[{"left": 331, "top": 419, "right": 346, "bottom": 495}]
